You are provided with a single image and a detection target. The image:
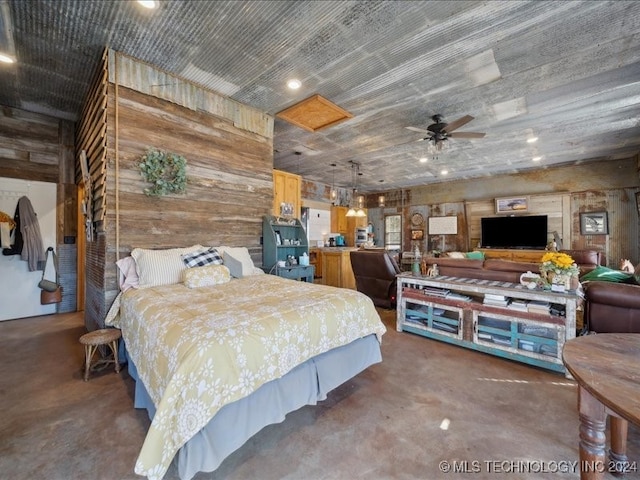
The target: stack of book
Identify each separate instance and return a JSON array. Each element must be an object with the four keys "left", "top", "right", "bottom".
[
  {"left": 446, "top": 291, "right": 472, "bottom": 302},
  {"left": 422, "top": 287, "right": 450, "bottom": 297},
  {"left": 527, "top": 300, "right": 551, "bottom": 314},
  {"left": 483, "top": 293, "right": 510, "bottom": 307},
  {"left": 508, "top": 299, "right": 529, "bottom": 312}
]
